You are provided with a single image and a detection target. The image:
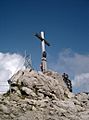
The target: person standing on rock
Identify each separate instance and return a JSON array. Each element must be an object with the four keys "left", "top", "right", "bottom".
[
  {"left": 62, "top": 73, "right": 72, "bottom": 92},
  {"left": 40, "top": 62, "right": 43, "bottom": 72}
]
